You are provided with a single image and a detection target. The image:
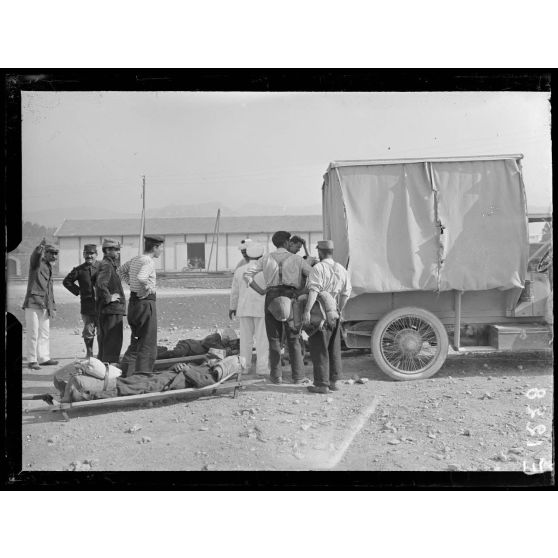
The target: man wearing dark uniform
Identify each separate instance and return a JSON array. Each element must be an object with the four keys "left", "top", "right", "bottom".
[
  {"left": 118, "top": 234, "right": 164, "bottom": 375},
  {"left": 22, "top": 239, "right": 59, "bottom": 369},
  {"left": 62, "top": 244, "right": 100, "bottom": 357},
  {"left": 95, "top": 238, "right": 126, "bottom": 363}
]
